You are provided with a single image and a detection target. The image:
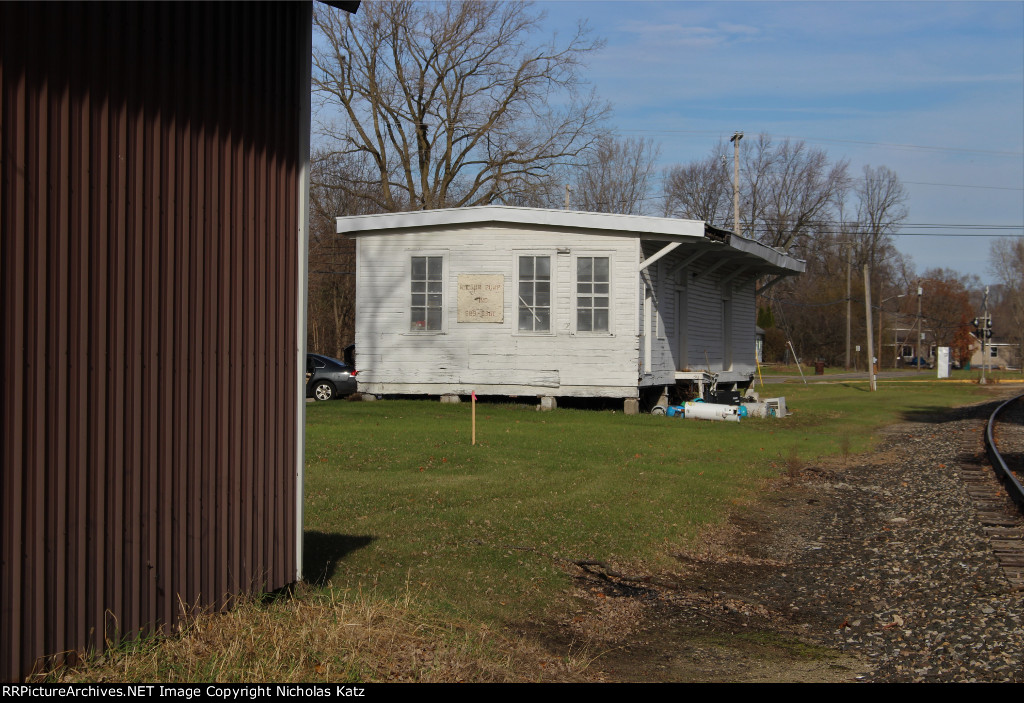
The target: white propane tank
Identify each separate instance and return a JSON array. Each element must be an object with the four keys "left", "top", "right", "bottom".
[{"left": 684, "top": 401, "right": 740, "bottom": 422}]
